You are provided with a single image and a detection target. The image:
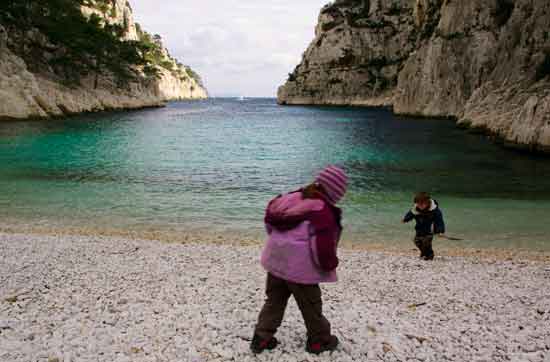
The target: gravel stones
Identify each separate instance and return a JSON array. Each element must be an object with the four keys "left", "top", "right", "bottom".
[{"left": 1, "top": 232, "right": 549, "bottom": 361}]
